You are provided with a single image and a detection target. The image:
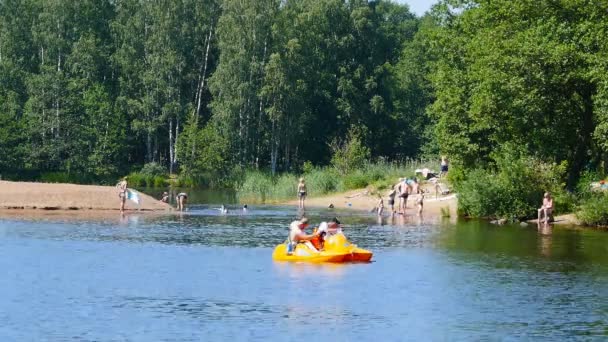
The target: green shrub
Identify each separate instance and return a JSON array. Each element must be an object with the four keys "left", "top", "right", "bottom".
[
  {"left": 153, "top": 176, "right": 166, "bottom": 187},
  {"left": 576, "top": 170, "right": 605, "bottom": 200},
  {"left": 577, "top": 193, "right": 608, "bottom": 226},
  {"left": 39, "top": 172, "right": 73, "bottom": 183},
  {"left": 237, "top": 171, "right": 274, "bottom": 203},
  {"left": 38, "top": 172, "right": 97, "bottom": 184},
  {"left": 330, "top": 129, "right": 371, "bottom": 175},
  {"left": 127, "top": 172, "right": 167, "bottom": 187},
  {"left": 457, "top": 144, "right": 568, "bottom": 220},
  {"left": 174, "top": 175, "right": 199, "bottom": 188},
  {"left": 305, "top": 167, "right": 338, "bottom": 194},
  {"left": 140, "top": 162, "right": 166, "bottom": 177},
  {"left": 272, "top": 174, "right": 298, "bottom": 199},
  {"left": 302, "top": 161, "right": 314, "bottom": 174},
  {"left": 341, "top": 171, "right": 369, "bottom": 191}
]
